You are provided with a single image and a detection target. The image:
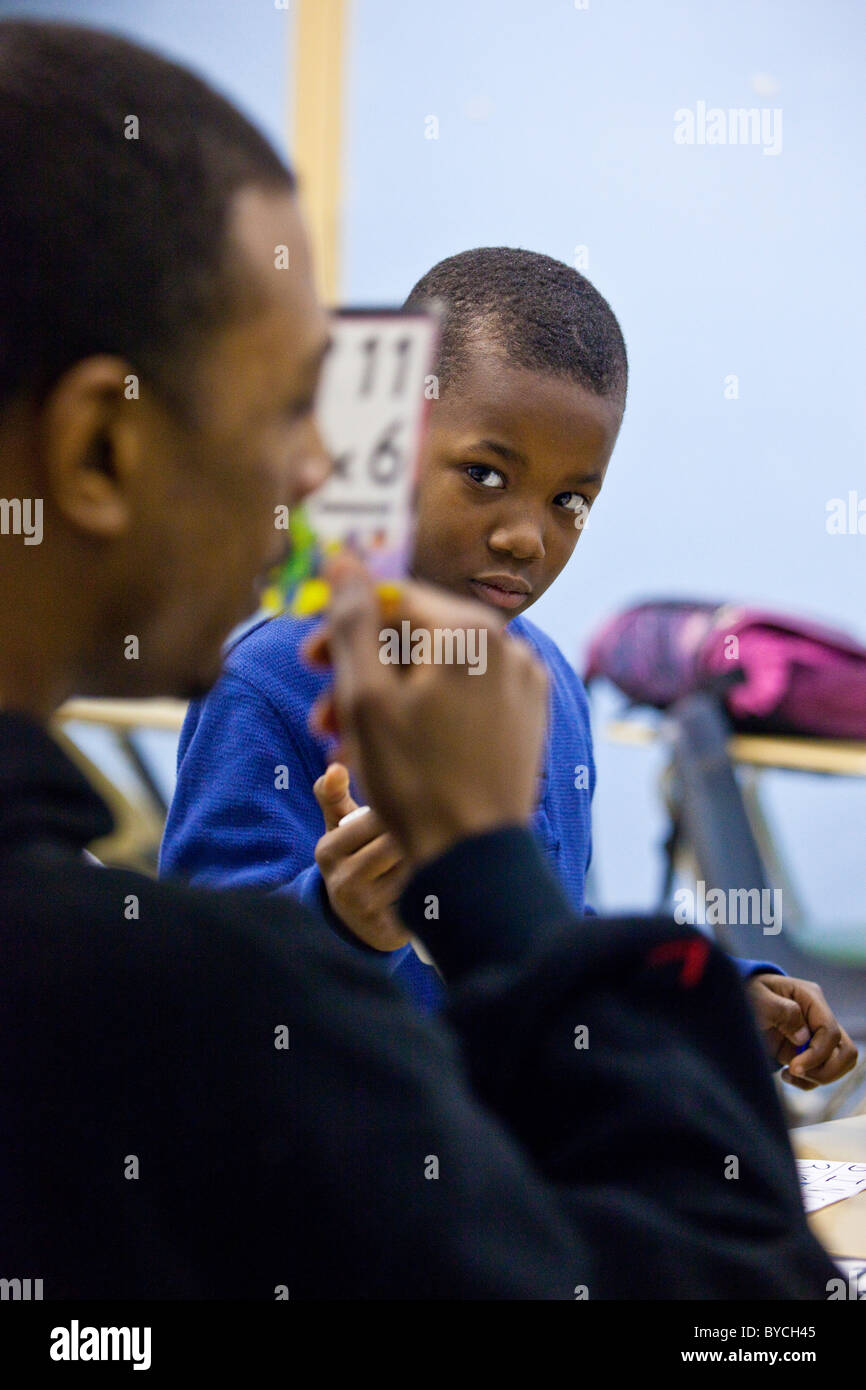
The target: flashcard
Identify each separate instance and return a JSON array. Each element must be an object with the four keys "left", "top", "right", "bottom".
[{"left": 264, "top": 307, "right": 440, "bottom": 615}]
